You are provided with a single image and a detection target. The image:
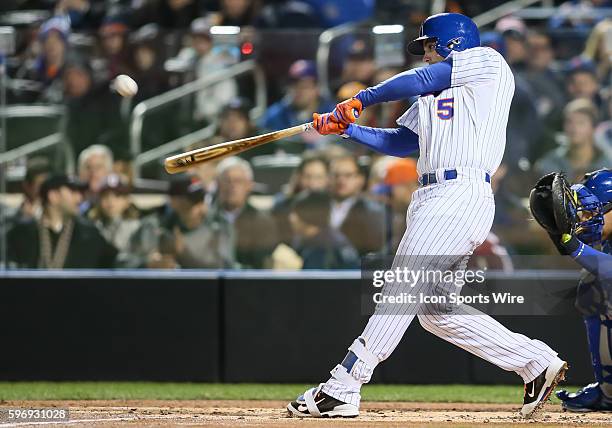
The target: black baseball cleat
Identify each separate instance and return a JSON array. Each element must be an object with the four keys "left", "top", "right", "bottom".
[
  {"left": 520, "top": 357, "right": 568, "bottom": 418},
  {"left": 287, "top": 384, "right": 359, "bottom": 418}
]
